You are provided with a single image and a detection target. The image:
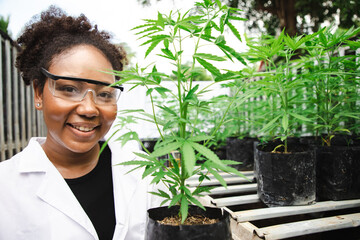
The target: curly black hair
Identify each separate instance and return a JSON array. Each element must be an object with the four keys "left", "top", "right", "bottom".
[{"left": 16, "top": 5, "right": 127, "bottom": 91}]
